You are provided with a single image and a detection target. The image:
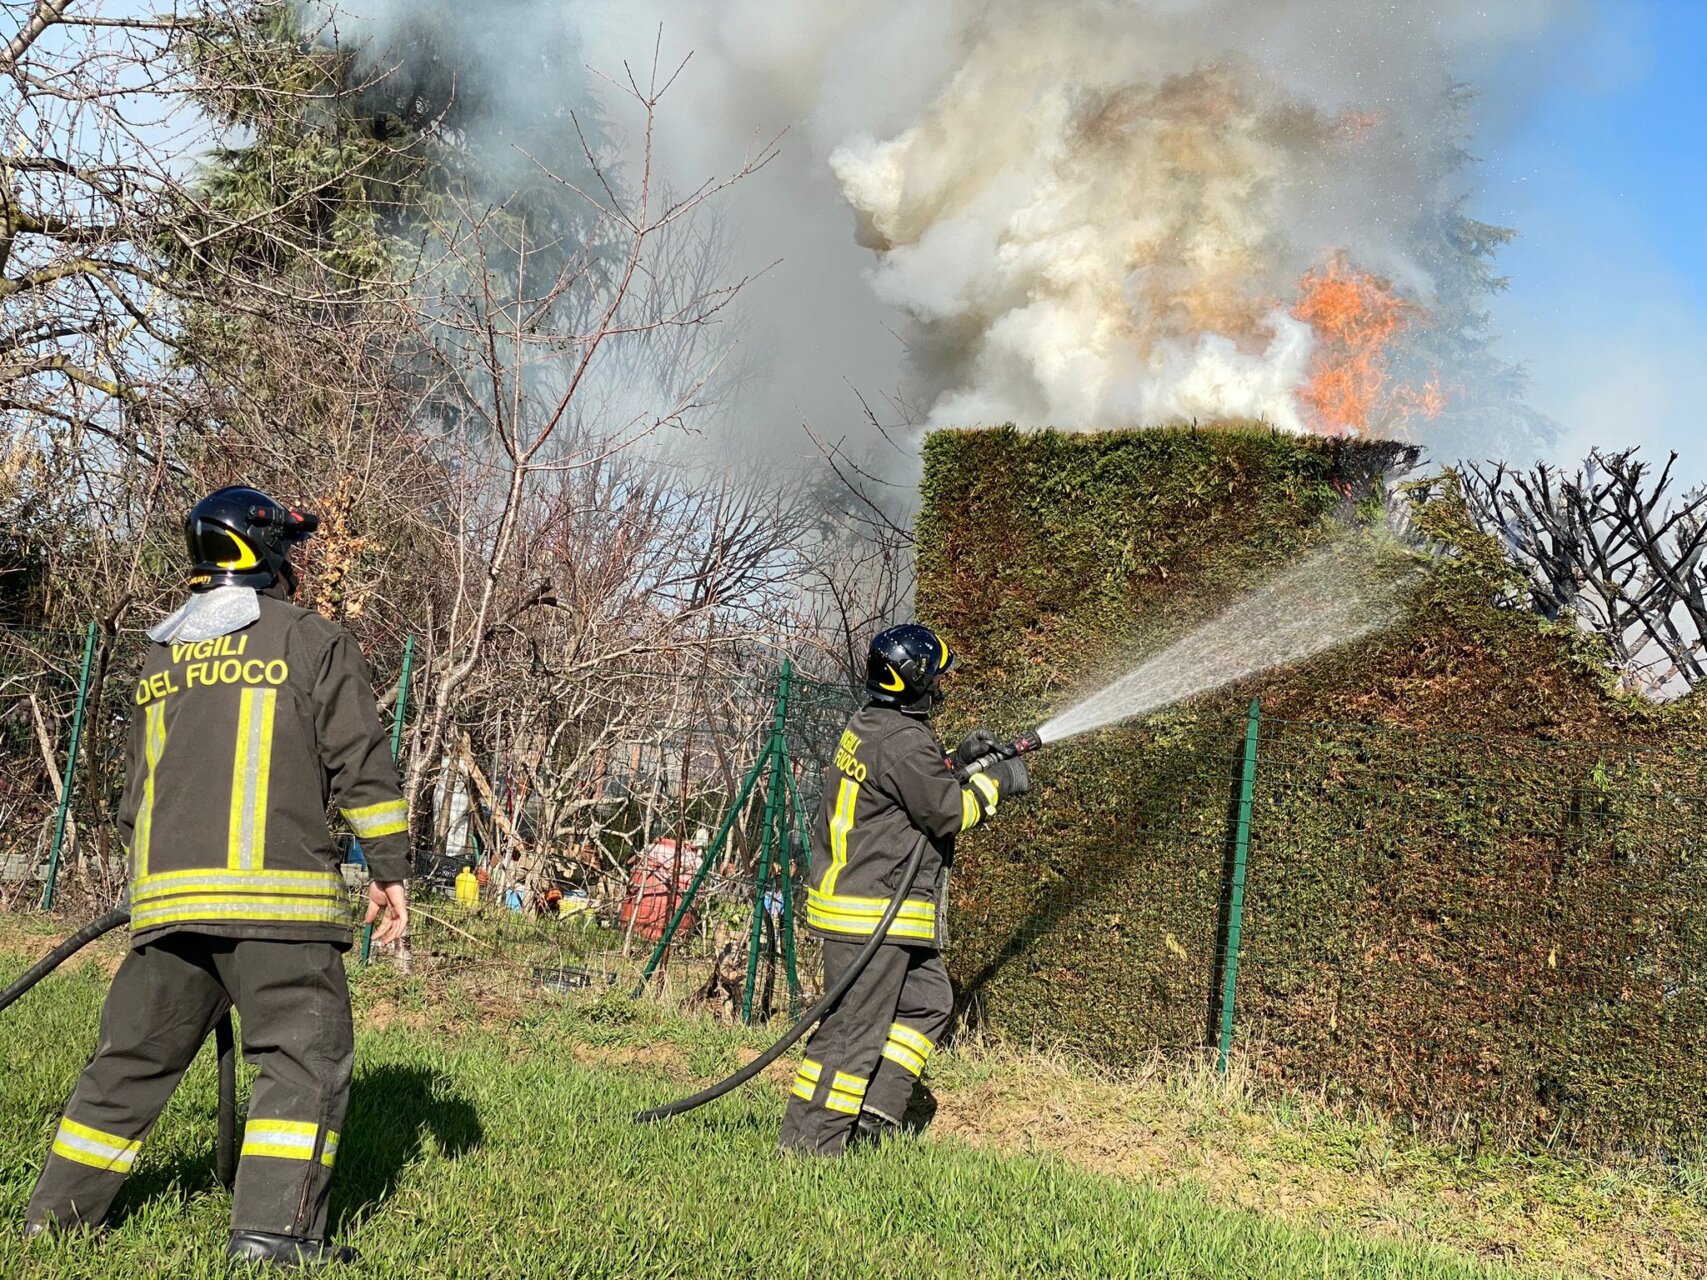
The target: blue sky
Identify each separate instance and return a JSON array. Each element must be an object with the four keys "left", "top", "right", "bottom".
[{"left": 1474, "top": 0, "right": 1707, "bottom": 480}]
